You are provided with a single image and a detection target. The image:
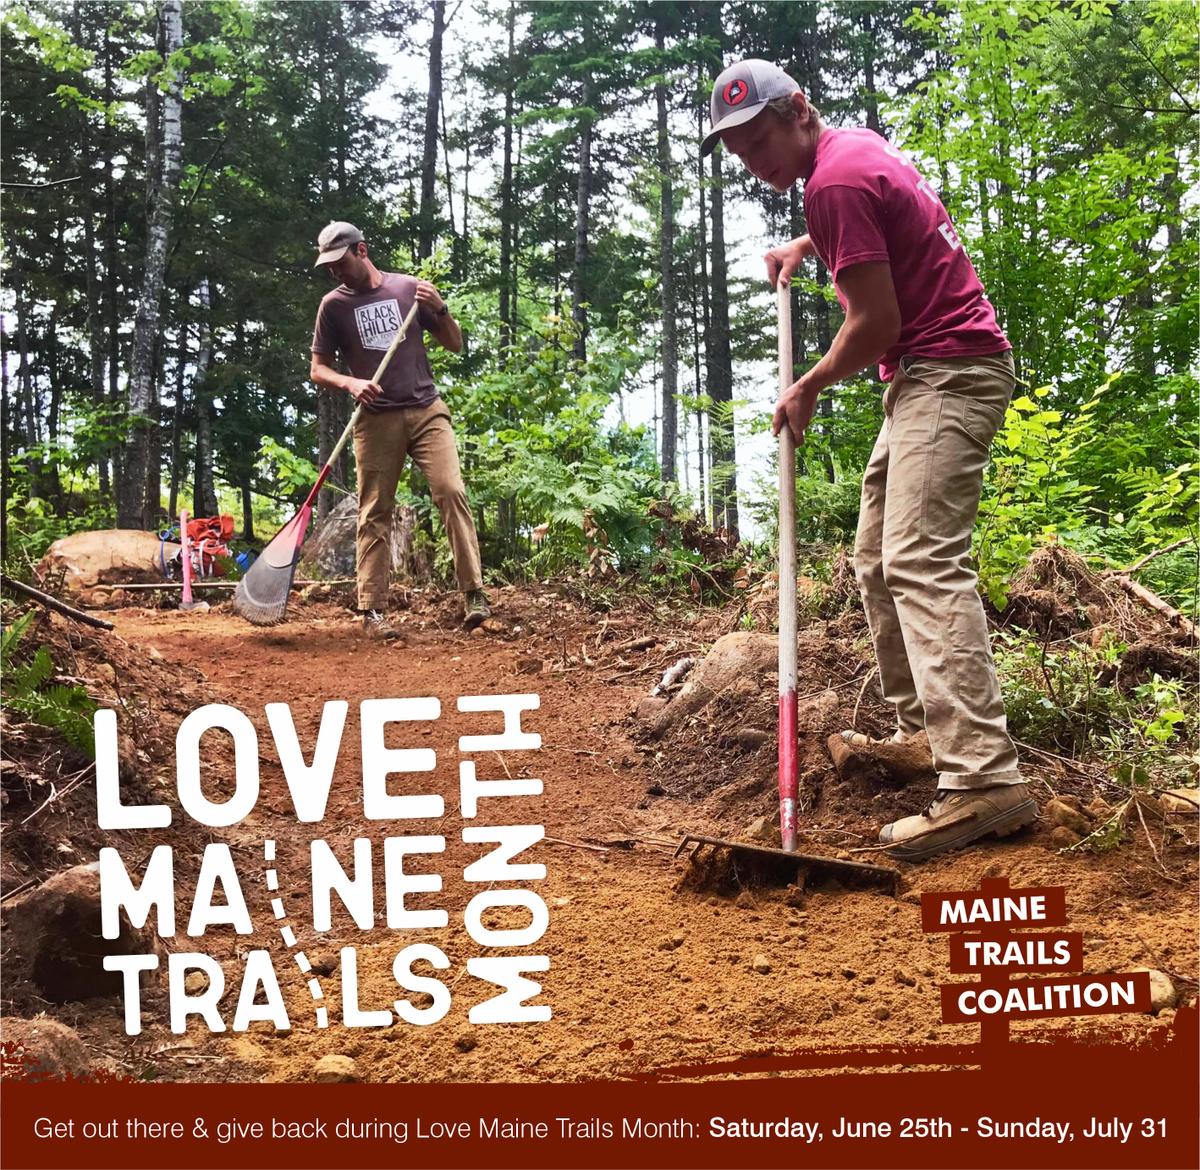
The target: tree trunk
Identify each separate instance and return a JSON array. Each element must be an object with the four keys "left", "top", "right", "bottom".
[
  {"left": 103, "top": 23, "right": 120, "bottom": 501},
  {"left": 192, "top": 277, "right": 218, "bottom": 517},
  {"left": 168, "top": 313, "right": 186, "bottom": 520},
  {"left": 74, "top": 2, "right": 108, "bottom": 497},
  {"left": 241, "top": 478, "right": 255, "bottom": 543},
  {"left": 655, "top": 19, "right": 678, "bottom": 485},
  {"left": 418, "top": 0, "right": 446, "bottom": 261},
  {"left": 498, "top": 1, "right": 516, "bottom": 359},
  {"left": 13, "top": 268, "right": 38, "bottom": 471},
  {"left": 119, "top": 0, "right": 184, "bottom": 530},
  {"left": 0, "top": 321, "right": 9, "bottom": 555},
  {"left": 572, "top": 74, "right": 593, "bottom": 363},
  {"left": 859, "top": 7, "right": 882, "bottom": 134},
  {"left": 695, "top": 77, "right": 710, "bottom": 523},
  {"left": 45, "top": 303, "right": 65, "bottom": 512},
  {"left": 316, "top": 387, "right": 350, "bottom": 522},
  {"left": 707, "top": 143, "right": 738, "bottom": 537}
]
